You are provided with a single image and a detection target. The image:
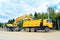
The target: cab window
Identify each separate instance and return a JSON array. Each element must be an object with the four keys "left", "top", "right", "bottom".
[{"left": 47, "top": 20, "right": 52, "bottom": 22}]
